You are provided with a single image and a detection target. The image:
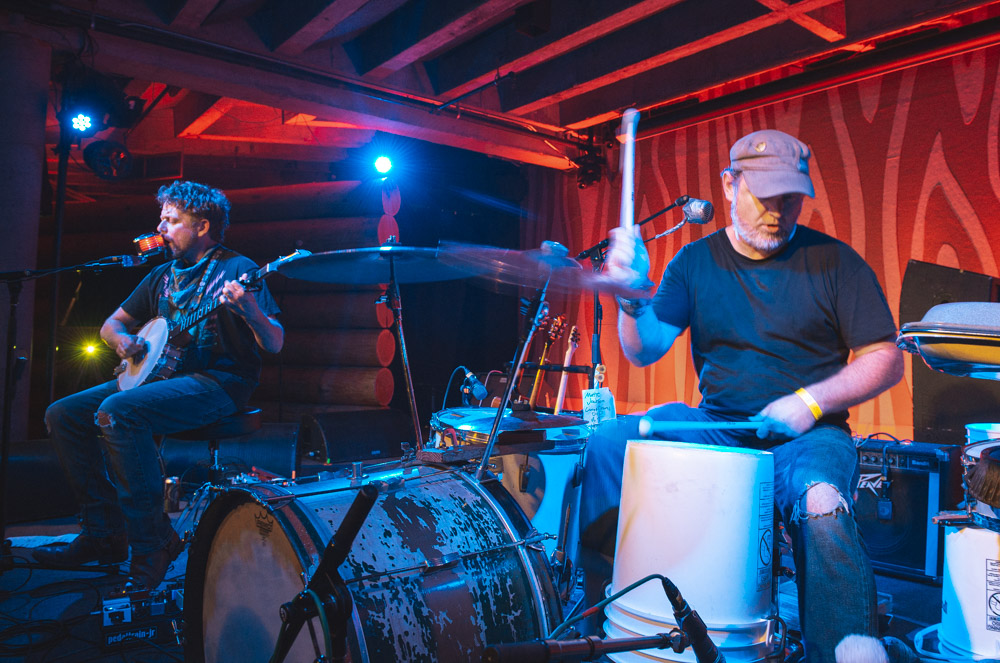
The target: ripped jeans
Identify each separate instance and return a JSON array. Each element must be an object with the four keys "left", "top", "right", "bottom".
[
  {"left": 579, "top": 403, "right": 876, "bottom": 663},
  {"left": 44, "top": 375, "right": 238, "bottom": 555}
]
